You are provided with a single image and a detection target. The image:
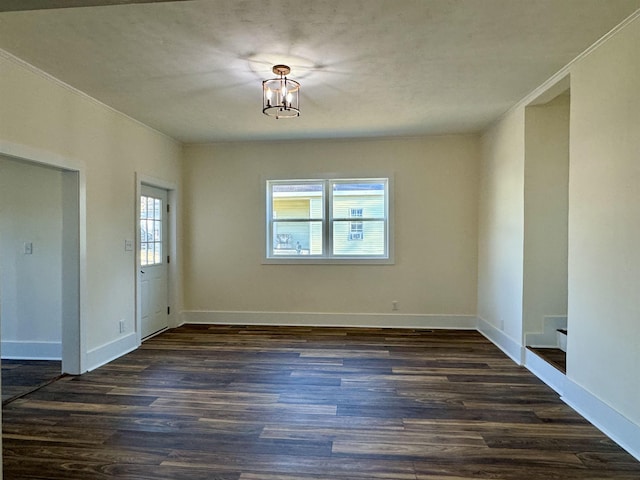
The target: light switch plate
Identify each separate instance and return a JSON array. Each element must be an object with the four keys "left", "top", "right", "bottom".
[
  {"left": 24, "top": 242, "right": 33, "bottom": 255},
  {"left": 124, "top": 239, "right": 134, "bottom": 251}
]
